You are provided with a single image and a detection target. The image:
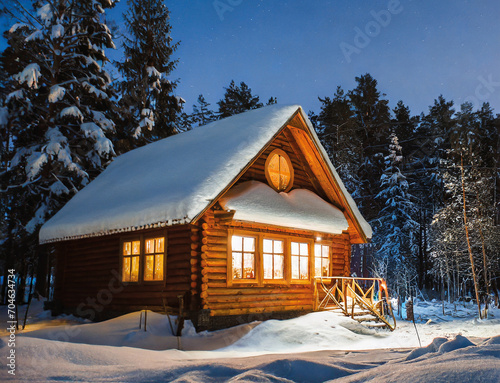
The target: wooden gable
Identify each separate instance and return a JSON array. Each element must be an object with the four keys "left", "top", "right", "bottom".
[
  {"left": 285, "top": 113, "right": 368, "bottom": 244},
  {"left": 205, "top": 110, "right": 368, "bottom": 244}
]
